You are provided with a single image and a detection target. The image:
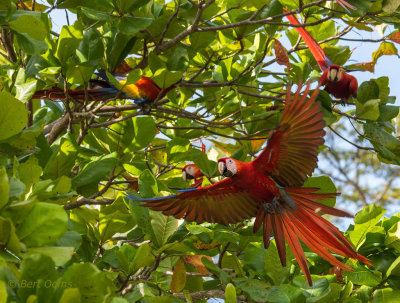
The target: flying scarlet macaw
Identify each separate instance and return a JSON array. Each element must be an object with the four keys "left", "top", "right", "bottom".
[
  {"left": 126, "top": 82, "right": 371, "bottom": 286},
  {"left": 285, "top": 11, "right": 358, "bottom": 100},
  {"left": 32, "top": 71, "right": 175, "bottom": 105}
]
